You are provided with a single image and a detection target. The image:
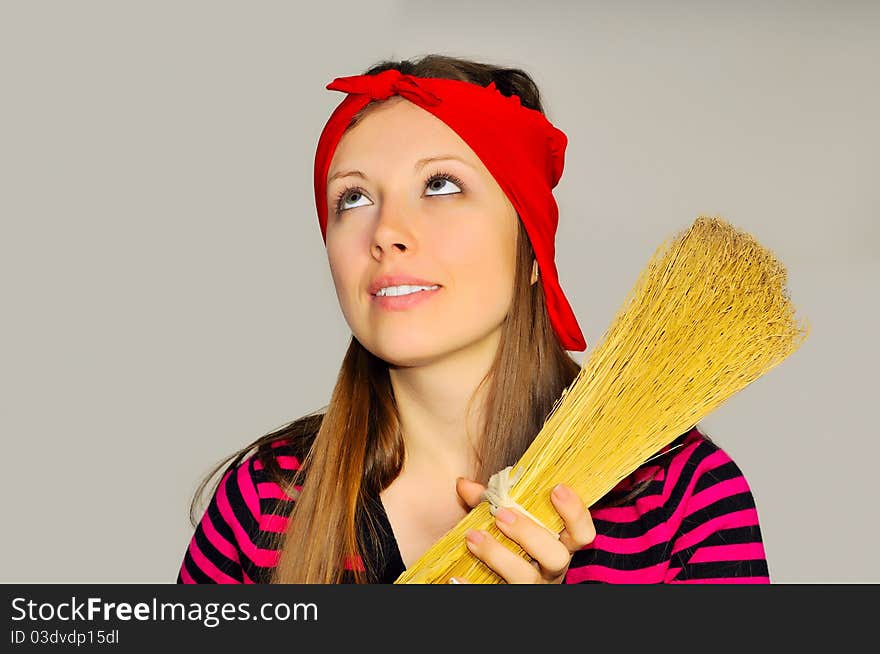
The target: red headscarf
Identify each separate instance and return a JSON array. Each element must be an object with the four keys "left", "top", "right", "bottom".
[{"left": 313, "top": 68, "right": 586, "bottom": 352}]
